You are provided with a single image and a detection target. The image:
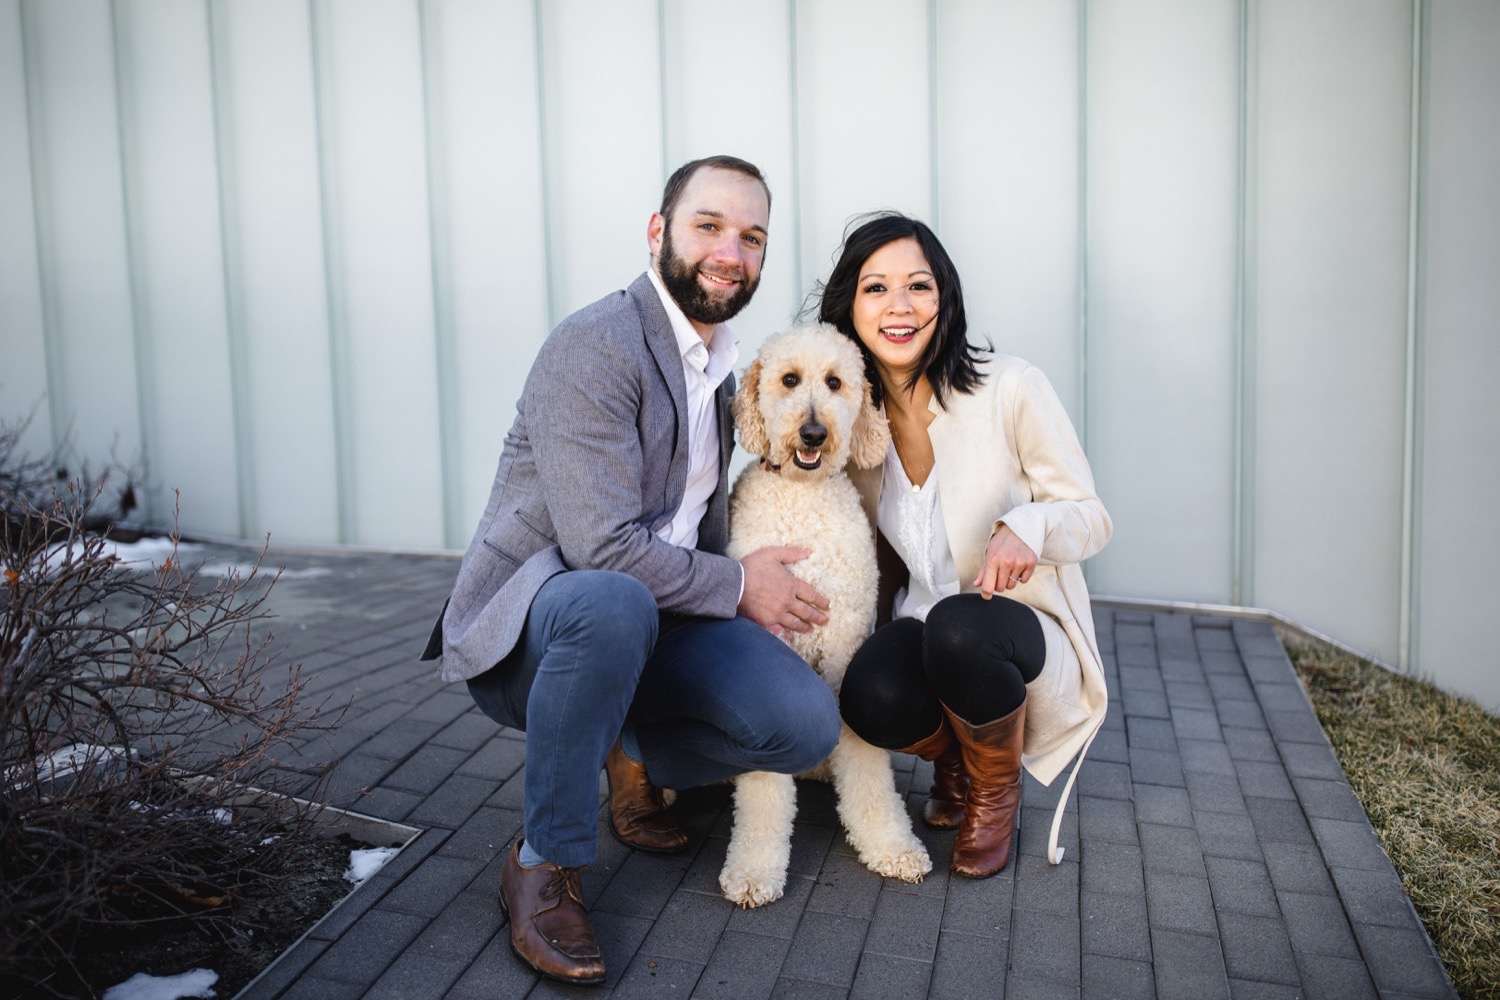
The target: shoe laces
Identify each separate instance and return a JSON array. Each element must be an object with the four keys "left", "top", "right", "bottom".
[{"left": 541, "top": 865, "right": 585, "bottom": 905}]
